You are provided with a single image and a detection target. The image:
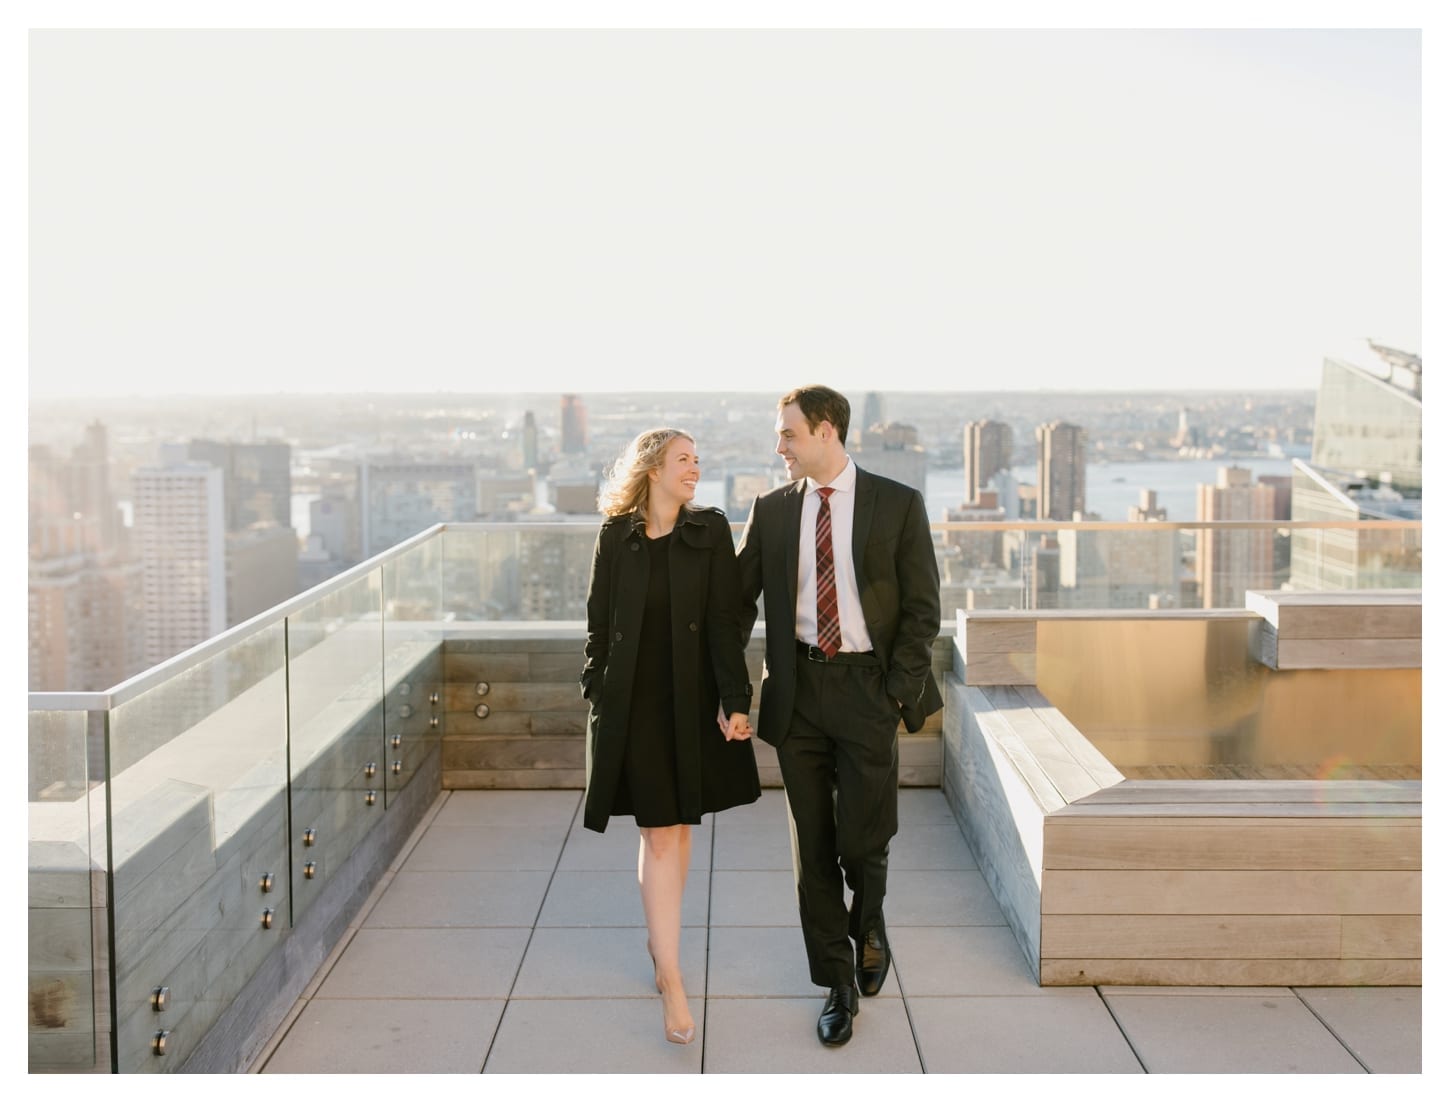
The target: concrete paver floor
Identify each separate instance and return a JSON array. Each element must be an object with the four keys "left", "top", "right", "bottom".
[{"left": 255, "top": 788, "right": 1421, "bottom": 1074}]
